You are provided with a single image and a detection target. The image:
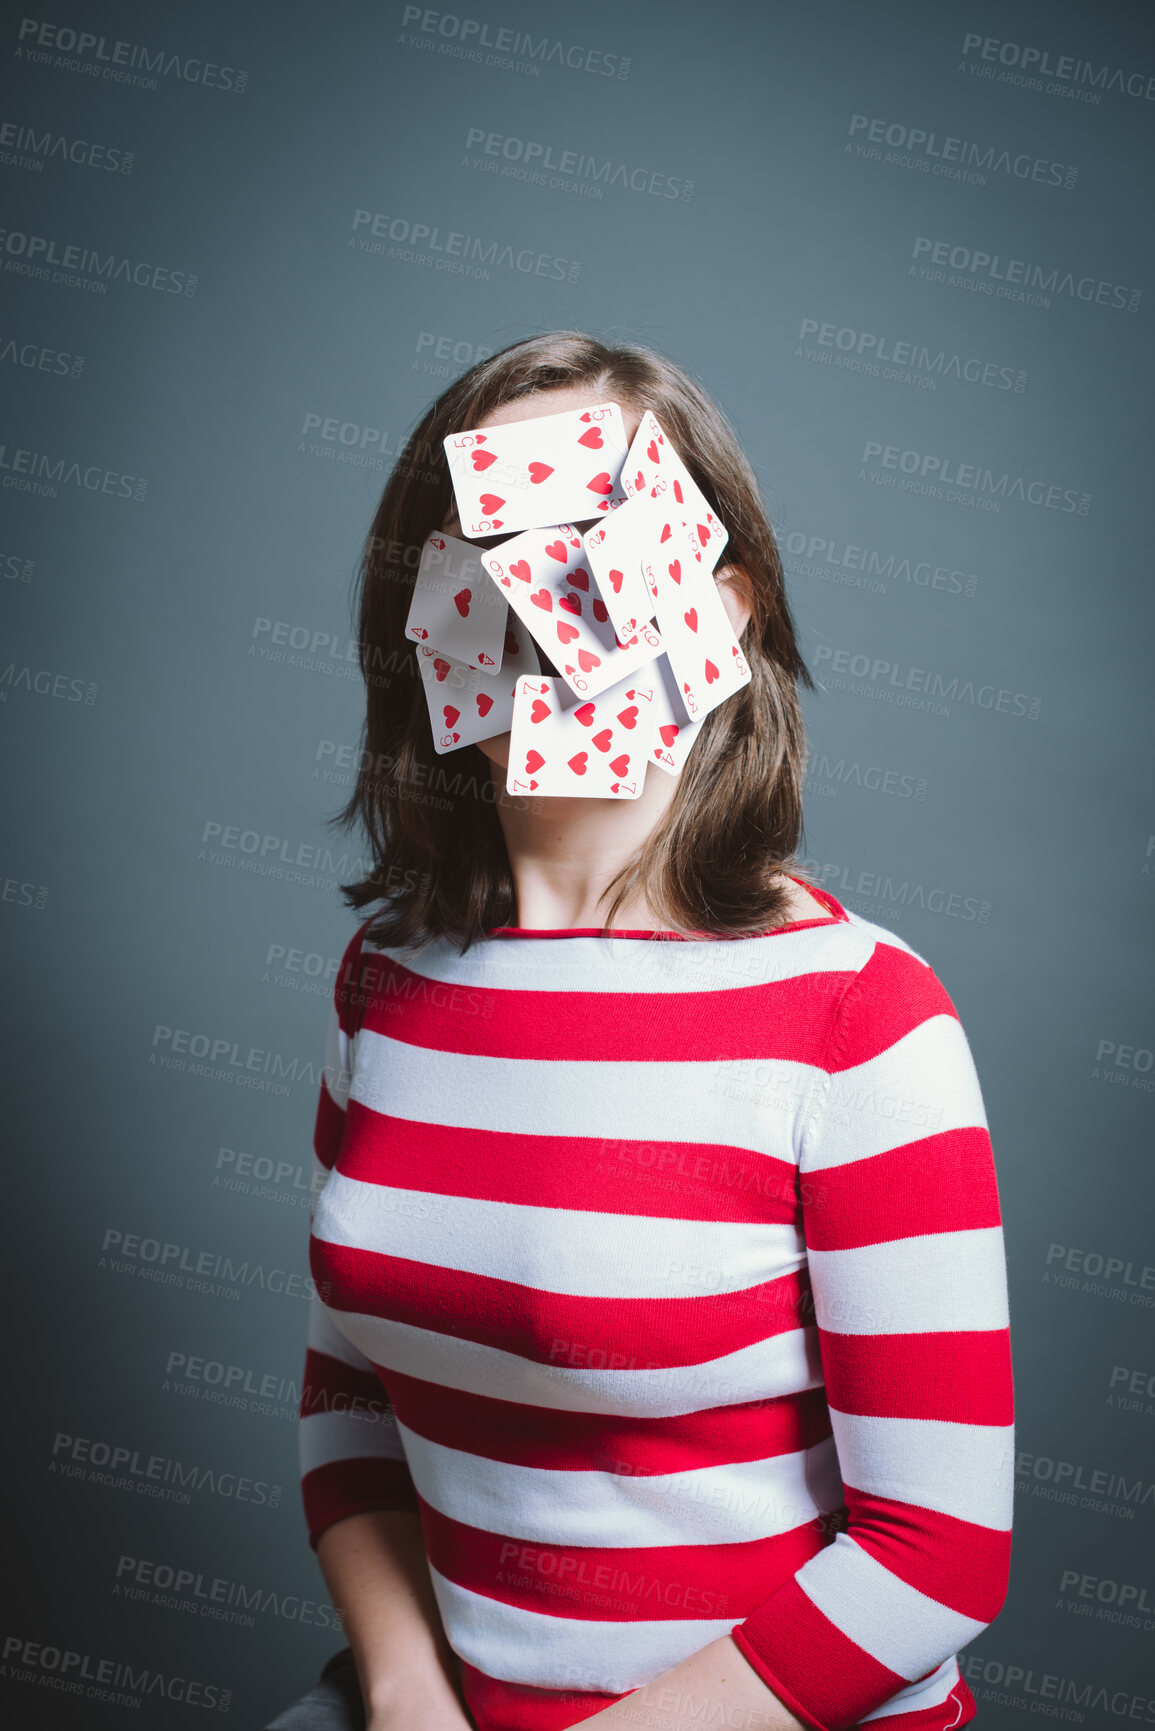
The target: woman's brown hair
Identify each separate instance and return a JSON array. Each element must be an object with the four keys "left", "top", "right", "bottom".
[{"left": 331, "top": 331, "right": 817, "bottom": 952}]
